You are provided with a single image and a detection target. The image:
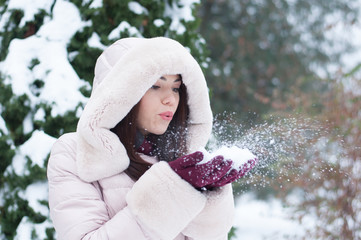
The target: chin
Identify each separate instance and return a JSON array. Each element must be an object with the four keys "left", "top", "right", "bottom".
[
  {"left": 152, "top": 129, "right": 167, "bottom": 135},
  {"left": 144, "top": 123, "right": 170, "bottom": 135},
  {"left": 148, "top": 126, "right": 168, "bottom": 135}
]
